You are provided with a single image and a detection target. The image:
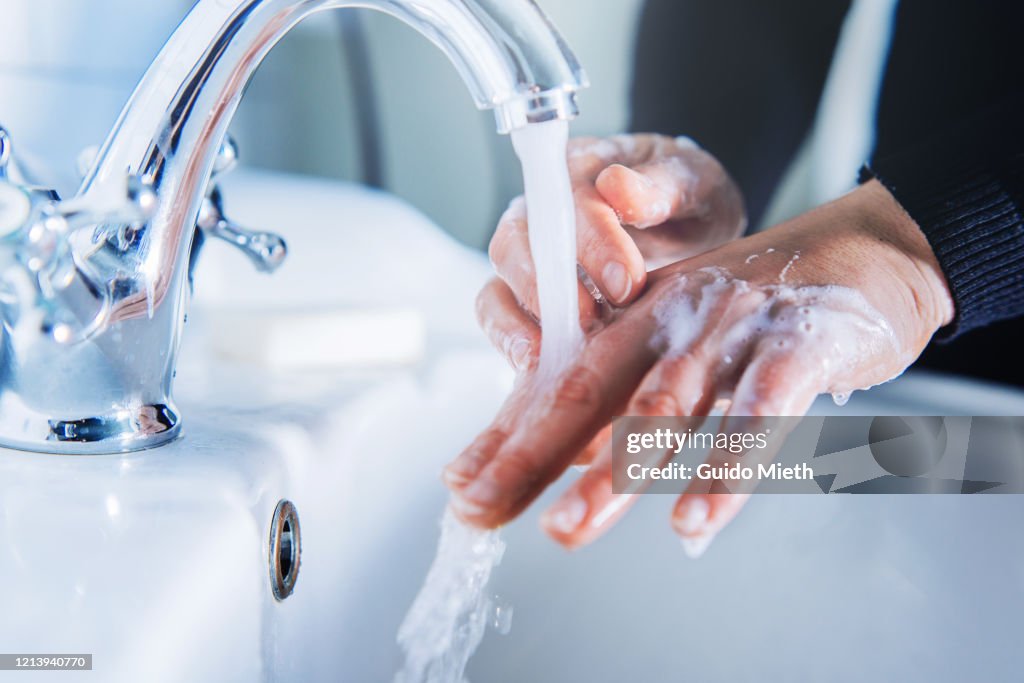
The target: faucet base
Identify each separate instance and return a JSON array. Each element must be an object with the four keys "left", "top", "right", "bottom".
[{"left": 0, "top": 403, "right": 180, "bottom": 455}]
